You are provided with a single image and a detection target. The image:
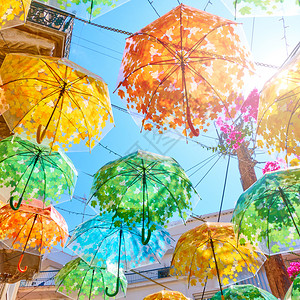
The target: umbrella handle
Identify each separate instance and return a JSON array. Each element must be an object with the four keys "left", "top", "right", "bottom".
[
  {"left": 105, "top": 276, "right": 120, "bottom": 297},
  {"left": 17, "top": 254, "right": 28, "bottom": 273},
  {"left": 186, "top": 106, "right": 199, "bottom": 137},
  {"left": 36, "top": 124, "right": 47, "bottom": 144},
  {"left": 10, "top": 196, "right": 23, "bottom": 211},
  {"left": 142, "top": 228, "right": 151, "bottom": 245}
]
